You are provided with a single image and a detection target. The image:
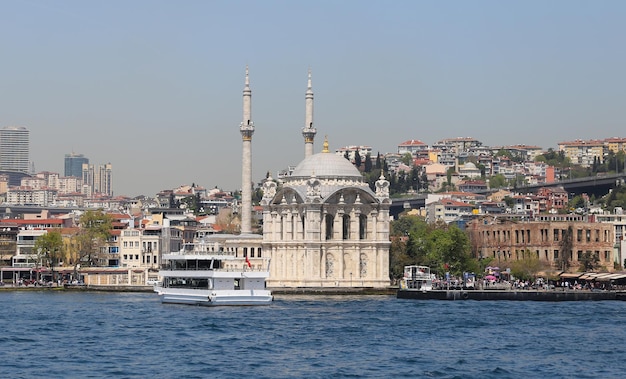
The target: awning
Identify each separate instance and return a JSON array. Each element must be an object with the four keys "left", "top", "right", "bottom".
[
  {"left": 592, "top": 273, "right": 615, "bottom": 281},
  {"left": 559, "top": 272, "right": 583, "bottom": 279}
]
